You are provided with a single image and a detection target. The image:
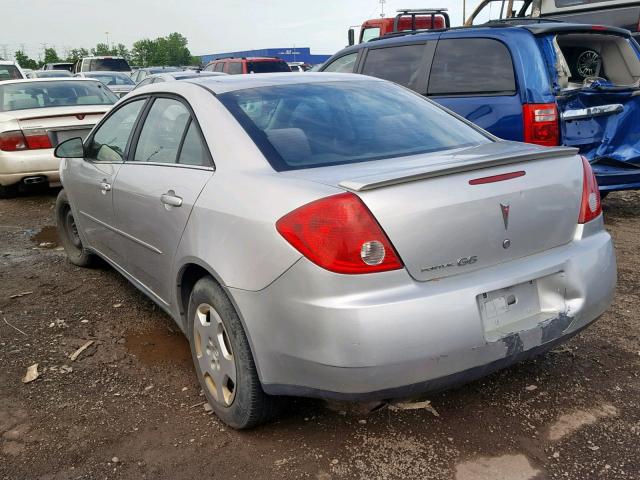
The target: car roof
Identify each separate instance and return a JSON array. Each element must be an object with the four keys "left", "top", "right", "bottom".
[
  {"left": 81, "top": 71, "right": 130, "bottom": 75},
  {"left": 185, "top": 72, "right": 382, "bottom": 94},
  {"left": 0, "top": 60, "right": 18, "bottom": 65},
  {"left": 346, "top": 21, "right": 632, "bottom": 51},
  {"left": 0, "top": 77, "right": 104, "bottom": 86}
]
